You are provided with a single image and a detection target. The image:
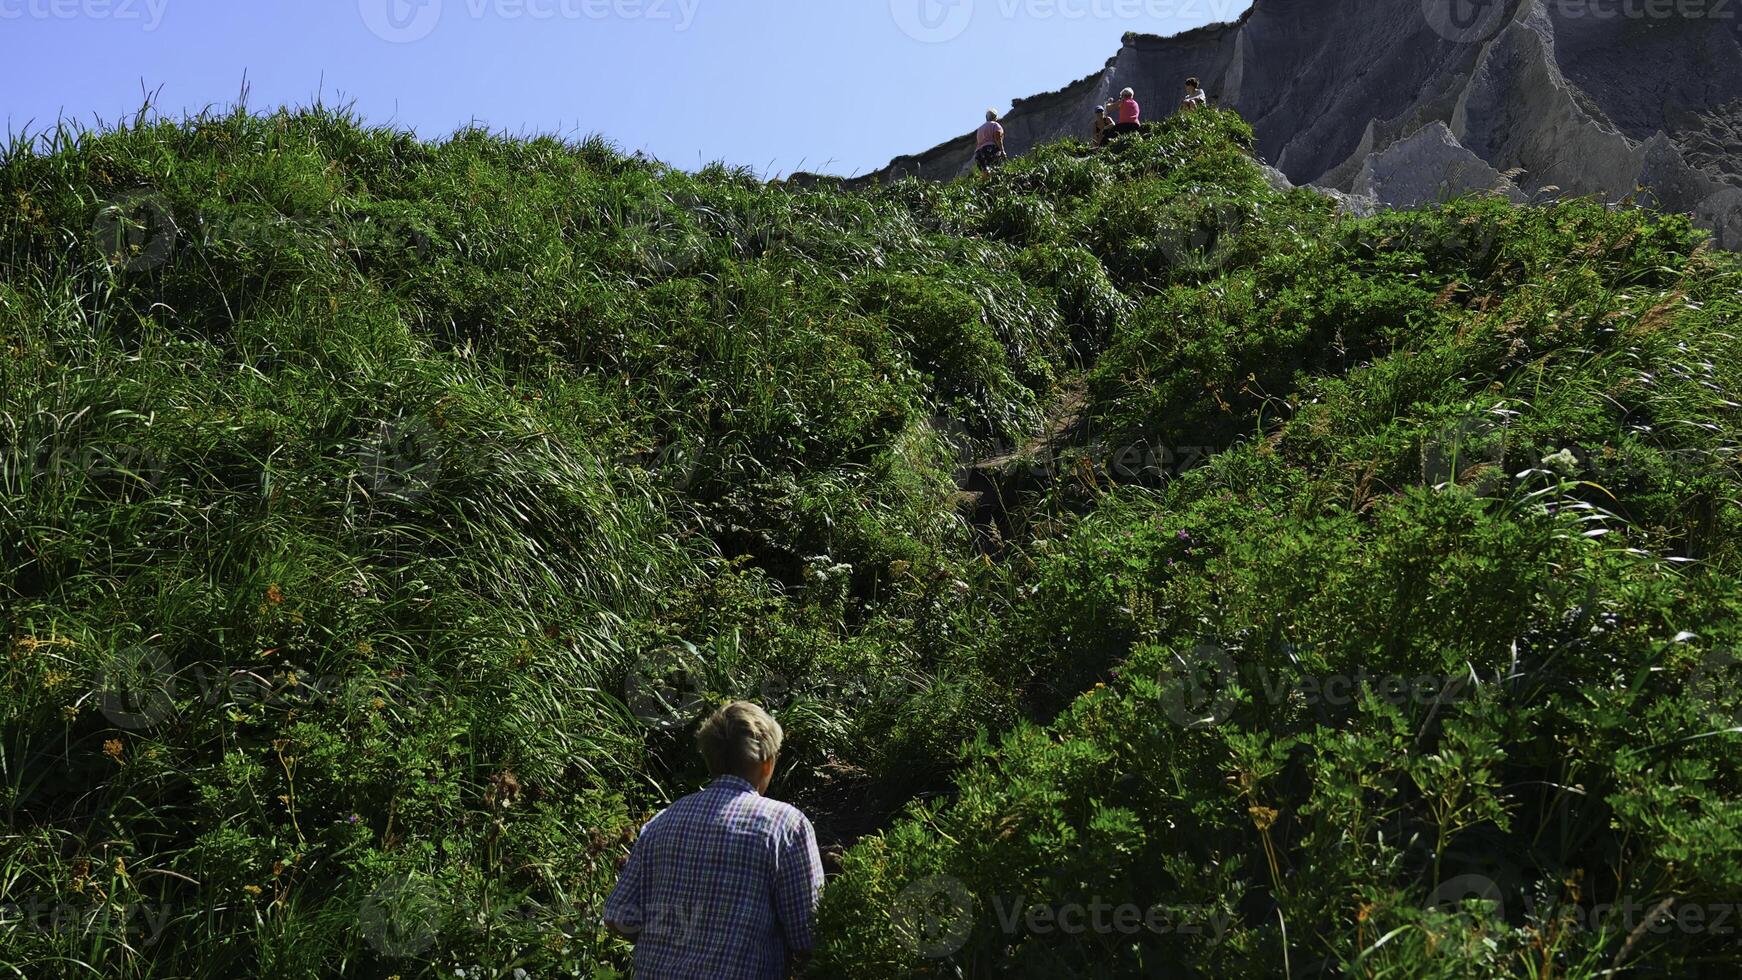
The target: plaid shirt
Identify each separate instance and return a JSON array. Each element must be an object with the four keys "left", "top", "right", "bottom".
[{"left": 605, "top": 776, "right": 825, "bottom": 980}]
